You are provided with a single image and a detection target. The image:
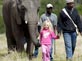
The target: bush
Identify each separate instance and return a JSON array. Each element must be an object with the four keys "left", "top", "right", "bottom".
[
  {"left": 39, "top": 0, "right": 66, "bottom": 16},
  {"left": 0, "top": 0, "right": 3, "bottom": 5},
  {"left": 0, "top": 16, "right": 5, "bottom": 34},
  {"left": 76, "top": 4, "right": 82, "bottom": 15},
  {"left": 0, "top": 4, "right": 5, "bottom": 34}
]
